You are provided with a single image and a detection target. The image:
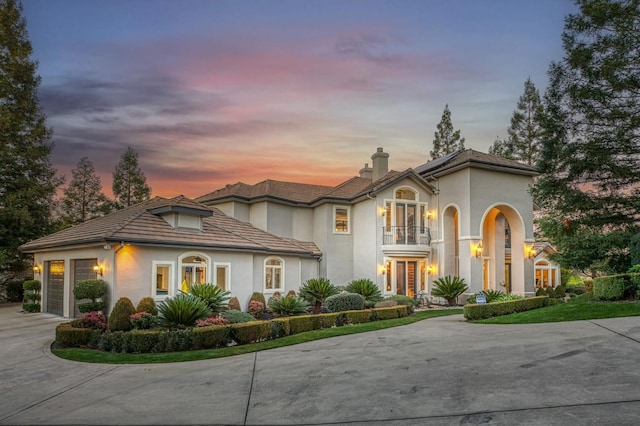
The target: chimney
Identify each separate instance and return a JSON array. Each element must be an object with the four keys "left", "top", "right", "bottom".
[
  {"left": 371, "top": 147, "right": 389, "bottom": 181},
  {"left": 359, "top": 163, "right": 373, "bottom": 179}
]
